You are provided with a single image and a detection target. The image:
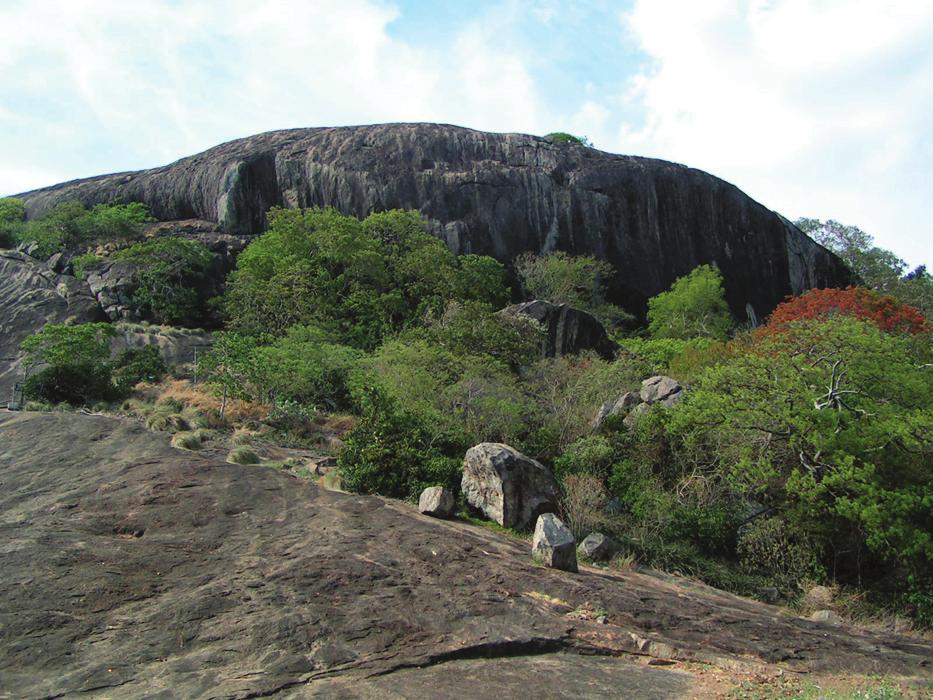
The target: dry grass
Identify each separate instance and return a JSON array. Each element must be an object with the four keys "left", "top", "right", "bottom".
[
  {"left": 322, "top": 413, "right": 356, "bottom": 435},
  {"left": 231, "top": 427, "right": 256, "bottom": 446},
  {"left": 227, "top": 446, "right": 261, "bottom": 465},
  {"left": 171, "top": 431, "right": 202, "bottom": 450},
  {"left": 140, "top": 379, "right": 268, "bottom": 423}
]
